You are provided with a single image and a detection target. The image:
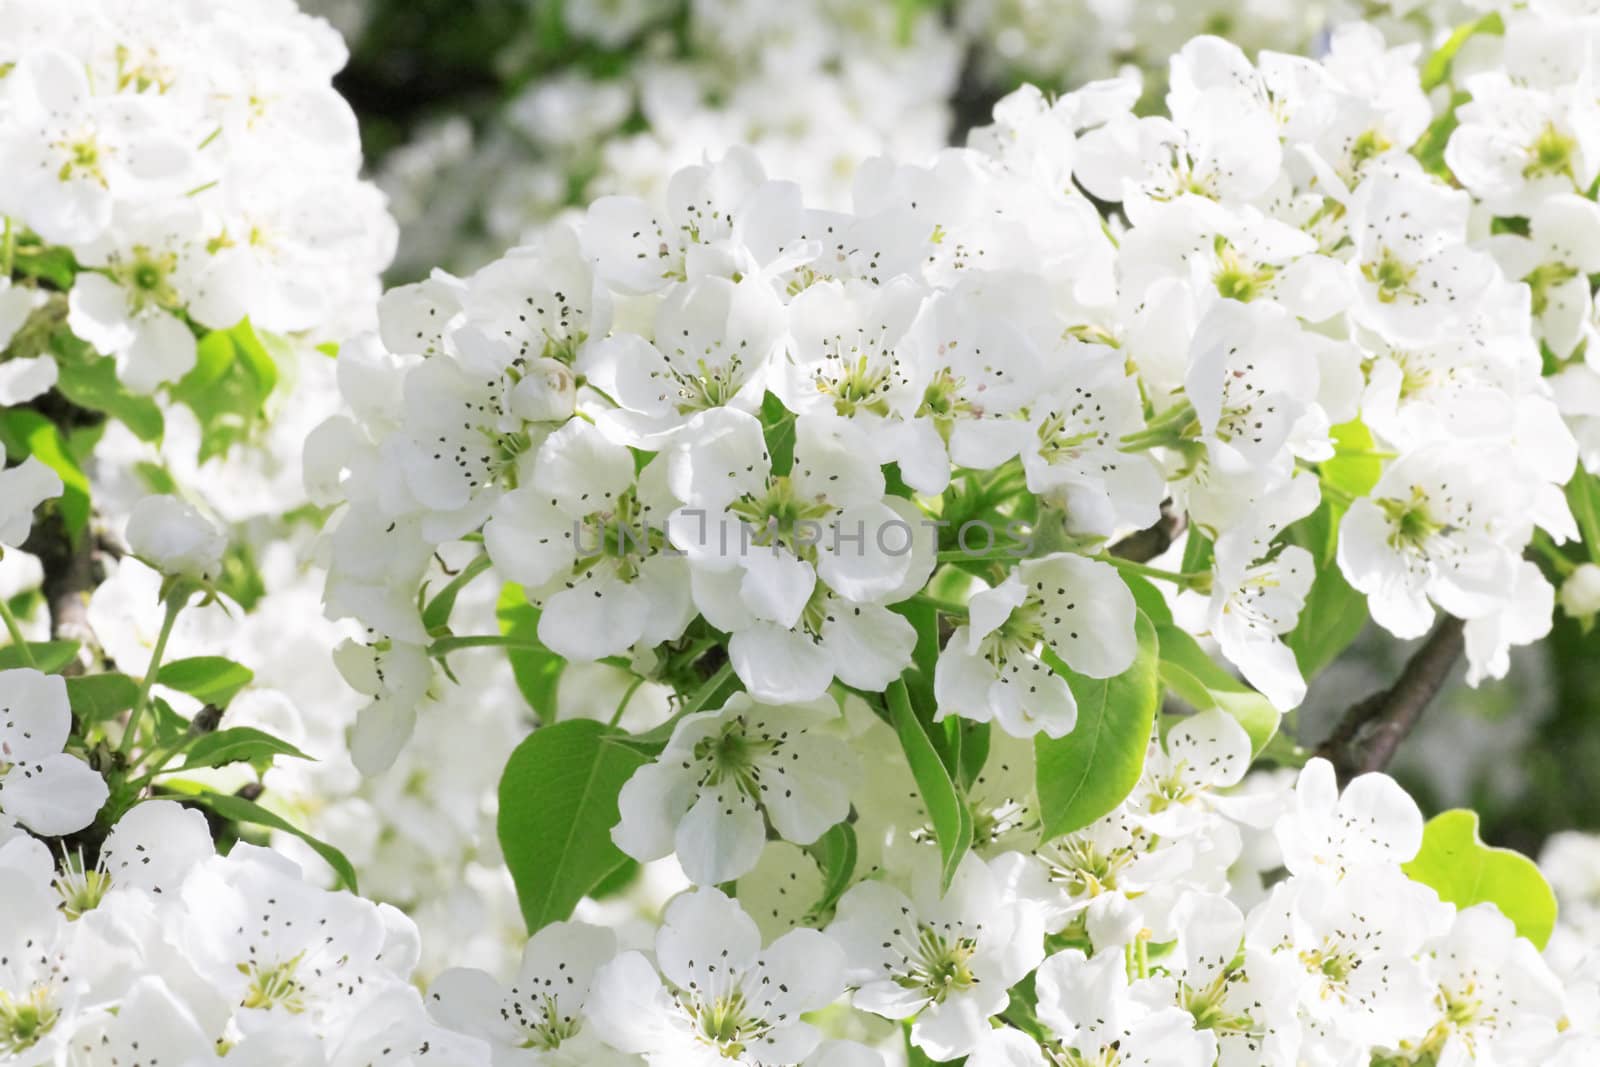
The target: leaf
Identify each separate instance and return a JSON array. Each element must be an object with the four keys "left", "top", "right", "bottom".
[
  {"left": 1420, "top": 12, "right": 1503, "bottom": 91},
  {"left": 0, "top": 409, "right": 91, "bottom": 540},
  {"left": 806, "top": 821, "right": 858, "bottom": 913},
  {"left": 1284, "top": 554, "right": 1368, "bottom": 679},
  {"left": 186, "top": 791, "right": 359, "bottom": 891},
  {"left": 0, "top": 640, "right": 80, "bottom": 673},
  {"left": 13, "top": 242, "right": 78, "bottom": 288},
  {"left": 889, "top": 597, "right": 940, "bottom": 729},
  {"left": 888, "top": 679, "right": 972, "bottom": 891},
  {"left": 422, "top": 555, "right": 491, "bottom": 634},
  {"left": 1155, "top": 623, "right": 1279, "bottom": 756},
  {"left": 760, "top": 392, "right": 797, "bottom": 476},
  {"left": 1121, "top": 573, "right": 1173, "bottom": 627},
  {"left": 1403, "top": 810, "right": 1557, "bottom": 949},
  {"left": 1568, "top": 469, "right": 1600, "bottom": 563},
  {"left": 66, "top": 673, "right": 140, "bottom": 724},
  {"left": 1321, "top": 420, "right": 1383, "bottom": 499},
  {"left": 53, "top": 356, "right": 164, "bottom": 443},
  {"left": 498, "top": 719, "right": 649, "bottom": 932},
  {"left": 157, "top": 656, "right": 254, "bottom": 708},
  {"left": 173, "top": 727, "right": 313, "bottom": 774},
  {"left": 1035, "top": 612, "right": 1161, "bottom": 838},
  {"left": 496, "top": 584, "right": 565, "bottom": 718}
]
